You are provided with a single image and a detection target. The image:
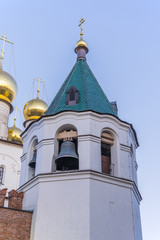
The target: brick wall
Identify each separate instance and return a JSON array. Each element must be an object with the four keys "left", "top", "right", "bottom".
[
  {"left": 0, "top": 189, "right": 33, "bottom": 240},
  {"left": 0, "top": 207, "right": 32, "bottom": 240}
]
